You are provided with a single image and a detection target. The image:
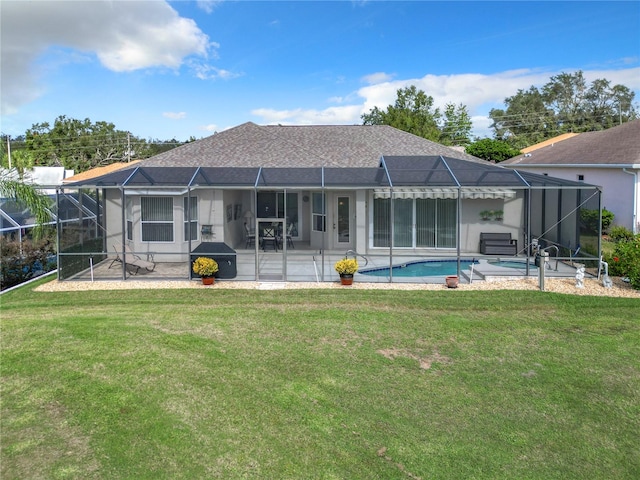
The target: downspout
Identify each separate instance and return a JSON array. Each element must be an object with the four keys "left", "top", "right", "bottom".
[{"left": 622, "top": 168, "right": 638, "bottom": 233}]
